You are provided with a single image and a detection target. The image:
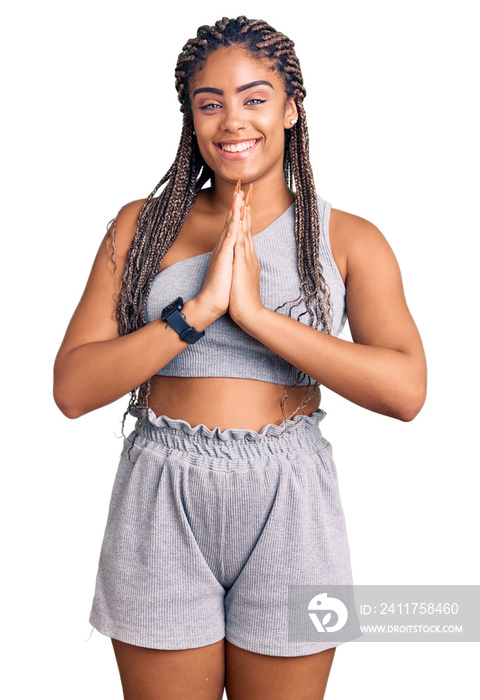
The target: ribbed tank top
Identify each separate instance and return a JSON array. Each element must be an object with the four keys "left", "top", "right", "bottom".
[{"left": 145, "top": 195, "right": 347, "bottom": 386}]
